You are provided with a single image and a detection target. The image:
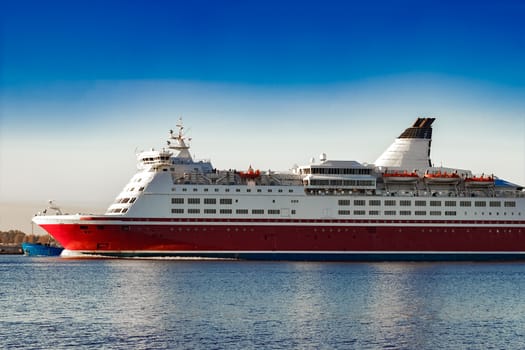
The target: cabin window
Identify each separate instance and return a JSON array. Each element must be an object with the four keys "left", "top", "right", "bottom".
[
  {"left": 445, "top": 211, "right": 457, "bottom": 216},
  {"left": 400, "top": 211, "right": 411, "bottom": 216},
  {"left": 172, "top": 198, "right": 184, "bottom": 204},
  {"left": 171, "top": 209, "right": 184, "bottom": 214},
  {"left": 220, "top": 209, "right": 233, "bottom": 214},
  {"left": 369, "top": 210, "right": 380, "bottom": 215},
  {"left": 475, "top": 201, "right": 486, "bottom": 207},
  {"left": 460, "top": 201, "right": 471, "bottom": 207},
  {"left": 188, "top": 209, "right": 200, "bottom": 214},
  {"left": 369, "top": 200, "right": 381, "bottom": 206},
  {"left": 268, "top": 209, "right": 280, "bottom": 215},
  {"left": 338, "top": 200, "right": 351, "bottom": 206},
  {"left": 252, "top": 209, "right": 264, "bottom": 214},
  {"left": 354, "top": 200, "right": 365, "bottom": 206},
  {"left": 445, "top": 201, "right": 456, "bottom": 207},
  {"left": 430, "top": 211, "right": 441, "bottom": 216},
  {"left": 415, "top": 200, "right": 426, "bottom": 207},
  {"left": 188, "top": 198, "right": 200, "bottom": 204},
  {"left": 384, "top": 200, "right": 396, "bottom": 206},
  {"left": 338, "top": 210, "right": 351, "bottom": 215},
  {"left": 236, "top": 209, "right": 249, "bottom": 214},
  {"left": 220, "top": 198, "right": 233, "bottom": 205},
  {"left": 204, "top": 198, "right": 216, "bottom": 205},
  {"left": 354, "top": 210, "right": 366, "bottom": 215},
  {"left": 400, "top": 200, "right": 411, "bottom": 206},
  {"left": 504, "top": 201, "right": 516, "bottom": 207},
  {"left": 204, "top": 209, "right": 216, "bottom": 214},
  {"left": 384, "top": 211, "right": 396, "bottom": 215},
  {"left": 490, "top": 201, "right": 501, "bottom": 207},
  {"left": 415, "top": 211, "right": 426, "bottom": 216},
  {"left": 430, "top": 201, "right": 441, "bottom": 207}
]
